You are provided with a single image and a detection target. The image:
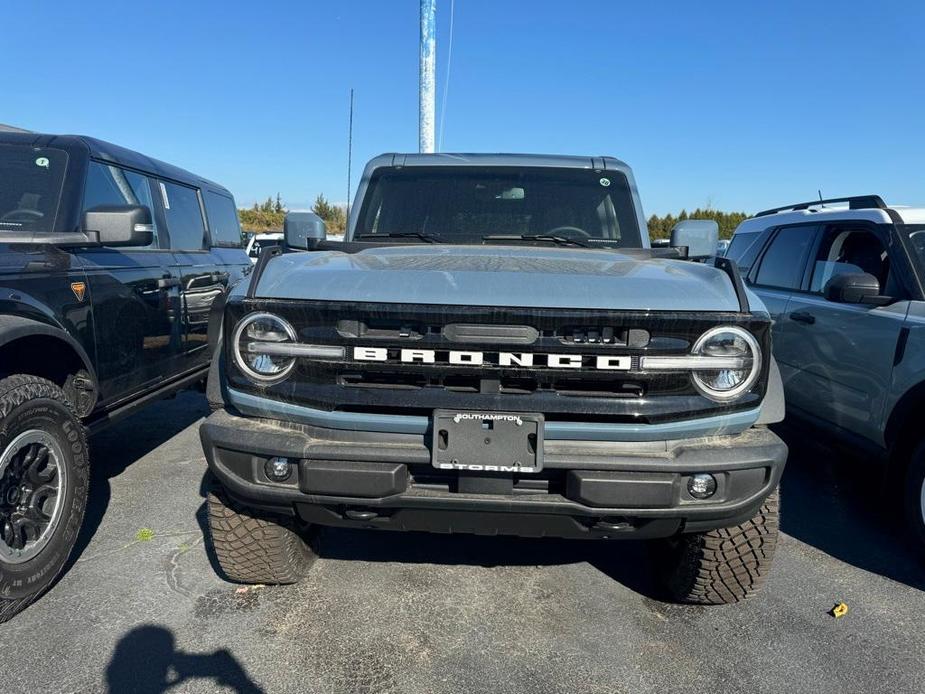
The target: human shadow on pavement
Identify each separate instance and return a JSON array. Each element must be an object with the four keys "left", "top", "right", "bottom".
[
  {"left": 776, "top": 423, "right": 925, "bottom": 591},
  {"left": 106, "top": 624, "right": 264, "bottom": 694},
  {"left": 66, "top": 392, "right": 211, "bottom": 571}
]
